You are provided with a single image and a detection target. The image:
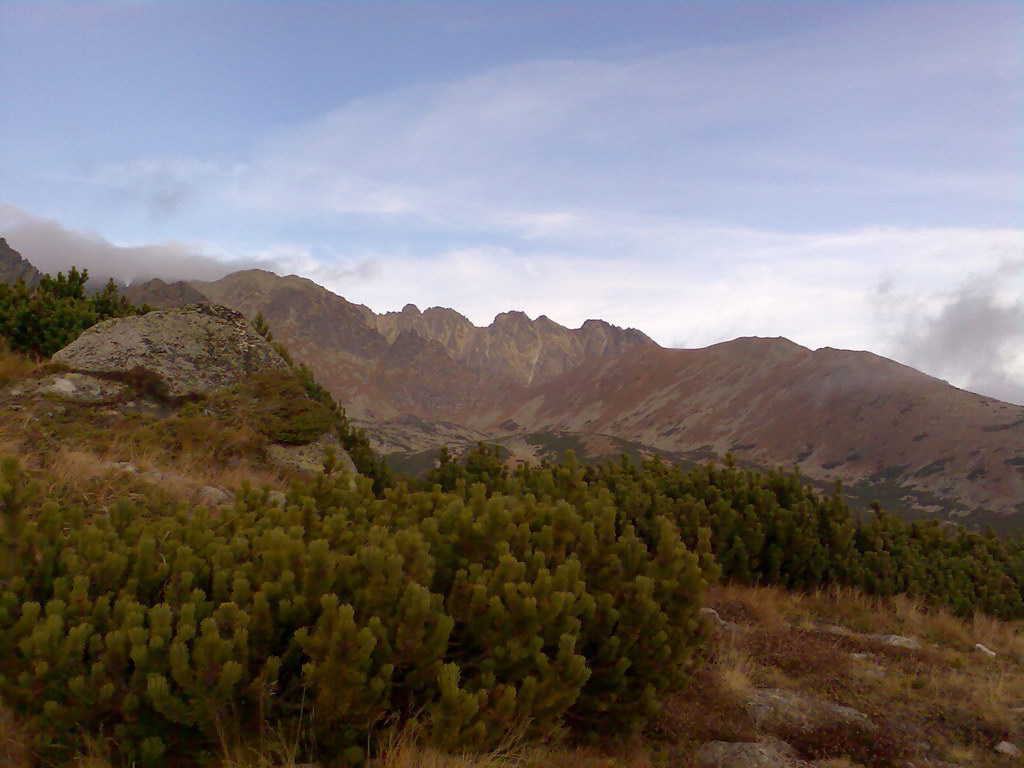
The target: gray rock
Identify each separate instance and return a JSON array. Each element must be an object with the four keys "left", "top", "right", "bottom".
[
  {"left": 974, "top": 643, "right": 997, "bottom": 658},
  {"left": 695, "top": 741, "right": 808, "bottom": 768},
  {"left": 996, "top": 740, "right": 1023, "bottom": 757},
  {"left": 873, "top": 634, "right": 922, "bottom": 650},
  {"left": 746, "top": 688, "right": 874, "bottom": 735},
  {"left": 266, "top": 432, "right": 357, "bottom": 478},
  {"left": 700, "top": 606, "right": 724, "bottom": 625},
  {"left": 699, "top": 606, "right": 743, "bottom": 633},
  {"left": 7, "top": 372, "right": 129, "bottom": 404},
  {"left": 196, "top": 486, "right": 230, "bottom": 507},
  {"left": 53, "top": 303, "right": 289, "bottom": 398}
]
